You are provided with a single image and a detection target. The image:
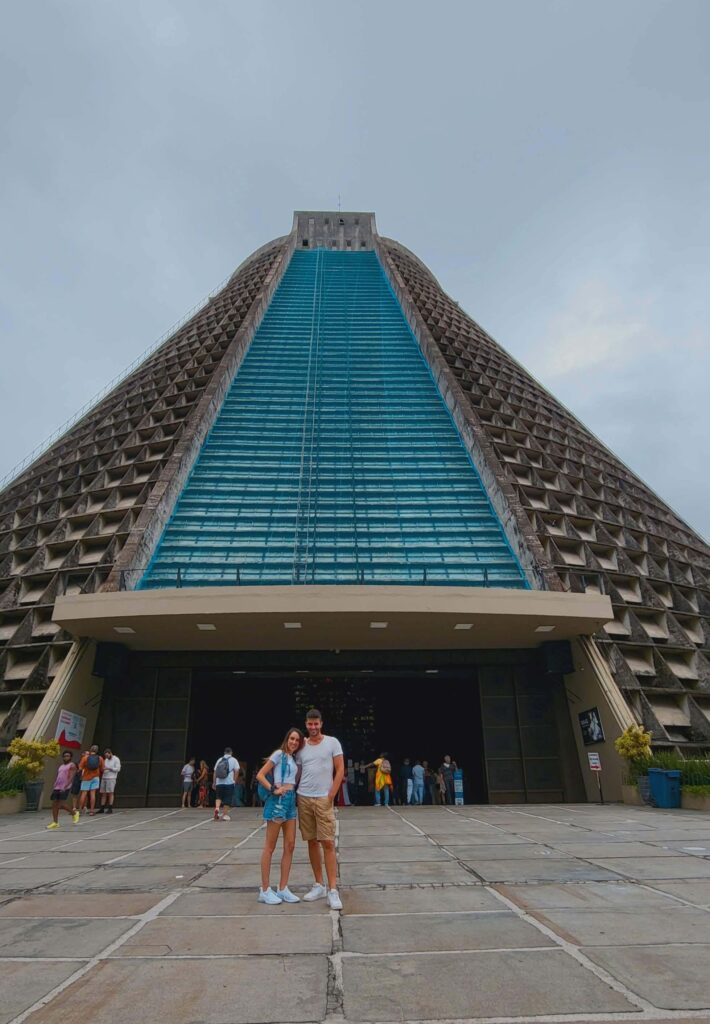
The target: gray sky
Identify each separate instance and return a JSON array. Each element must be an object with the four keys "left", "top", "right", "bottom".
[{"left": 1, "top": 1, "right": 708, "bottom": 539}]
